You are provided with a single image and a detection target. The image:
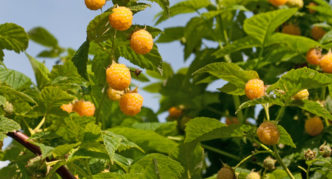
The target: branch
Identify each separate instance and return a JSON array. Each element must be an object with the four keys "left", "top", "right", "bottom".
[{"left": 7, "top": 131, "right": 76, "bottom": 179}]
